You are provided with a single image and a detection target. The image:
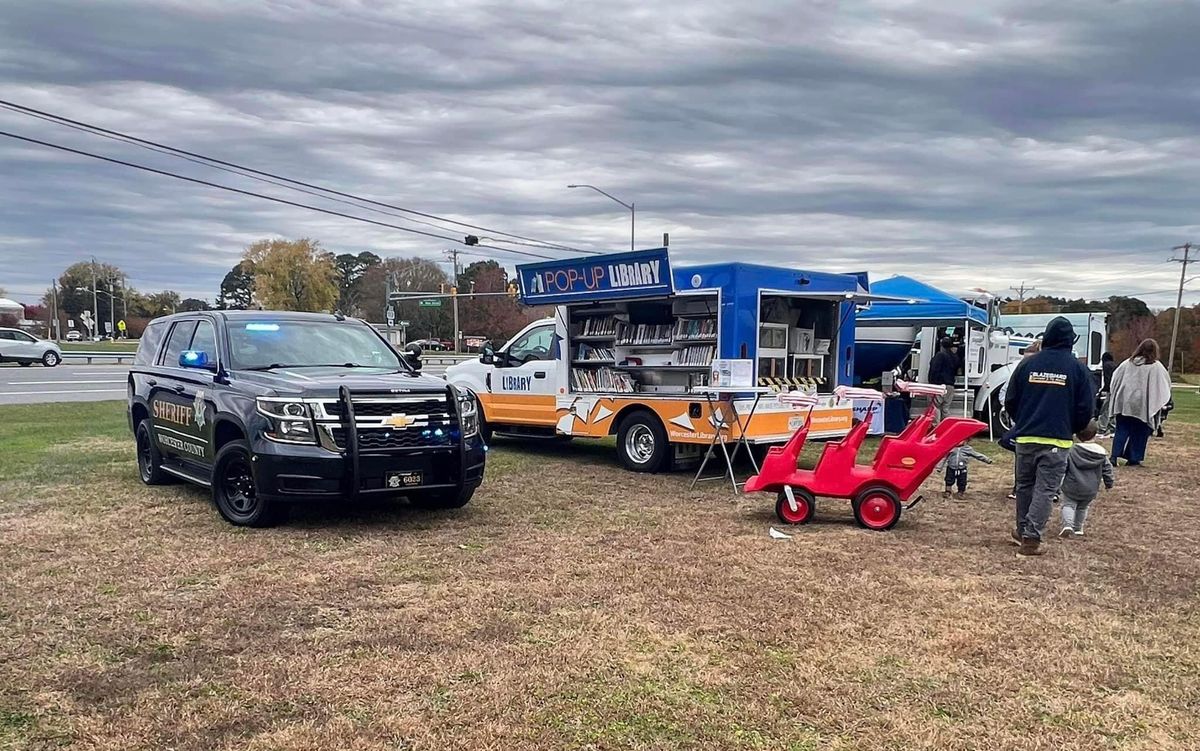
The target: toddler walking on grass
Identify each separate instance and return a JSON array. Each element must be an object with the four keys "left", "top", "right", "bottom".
[
  {"left": 1059, "top": 421, "right": 1115, "bottom": 538},
  {"left": 944, "top": 443, "right": 993, "bottom": 500}
]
